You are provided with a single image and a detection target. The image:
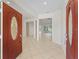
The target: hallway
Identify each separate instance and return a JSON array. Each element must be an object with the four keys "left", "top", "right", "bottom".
[
  {"left": 16, "top": 37, "right": 65, "bottom": 59},
  {"left": 3, "top": 0, "right": 78, "bottom": 59}
]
